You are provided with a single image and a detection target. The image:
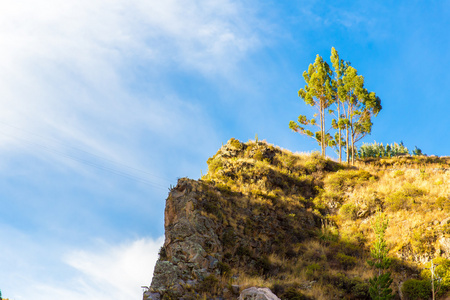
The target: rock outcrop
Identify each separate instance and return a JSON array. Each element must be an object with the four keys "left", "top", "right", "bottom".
[
  {"left": 146, "top": 178, "right": 224, "bottom": 299},
  {"left": 144, "top": 138, "right": 450, "bottom": 299}
]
